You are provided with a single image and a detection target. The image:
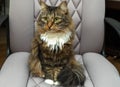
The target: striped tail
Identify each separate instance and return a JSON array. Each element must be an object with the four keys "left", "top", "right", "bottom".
[{"left": 57, "top": 65, "right": 86, "bottom": 87}]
